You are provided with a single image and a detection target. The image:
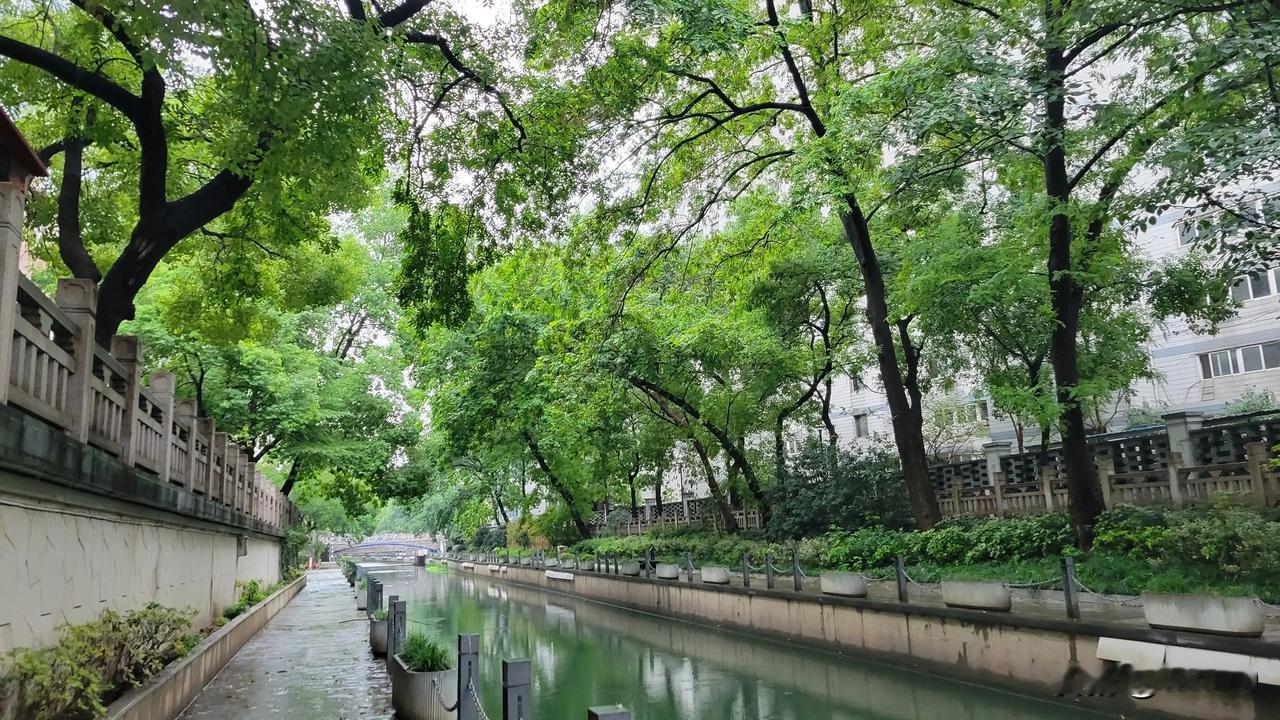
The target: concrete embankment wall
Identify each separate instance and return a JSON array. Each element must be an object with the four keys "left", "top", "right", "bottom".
[
  {"left": 455, "top": 562, "right": 1280, "bottom": 720},
  {"left": 0, "top": 408, "right": 283, "bottom": 654}
]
